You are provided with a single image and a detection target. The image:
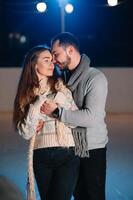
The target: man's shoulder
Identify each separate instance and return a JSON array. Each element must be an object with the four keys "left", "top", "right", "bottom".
[
  {"left": 83, "top": 67, "right": 108, "bottom": 88},
  {"left": 89, "top": 67, "right": 107, "bottom": 80}
]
